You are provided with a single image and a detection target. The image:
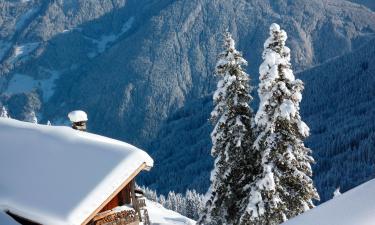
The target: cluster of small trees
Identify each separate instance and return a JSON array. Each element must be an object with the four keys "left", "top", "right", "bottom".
[
  {"left": 0, "top": 105, "right": 42, "bottom": 124},
  {"left": 139, "top": 185, "right": 205, "bottom": 220},
  {"left": 0, "top": 105, "right": 39, "bottom": 123},
  {"left": 198, "top": 24, "right": 319, "bottom": 225}
]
